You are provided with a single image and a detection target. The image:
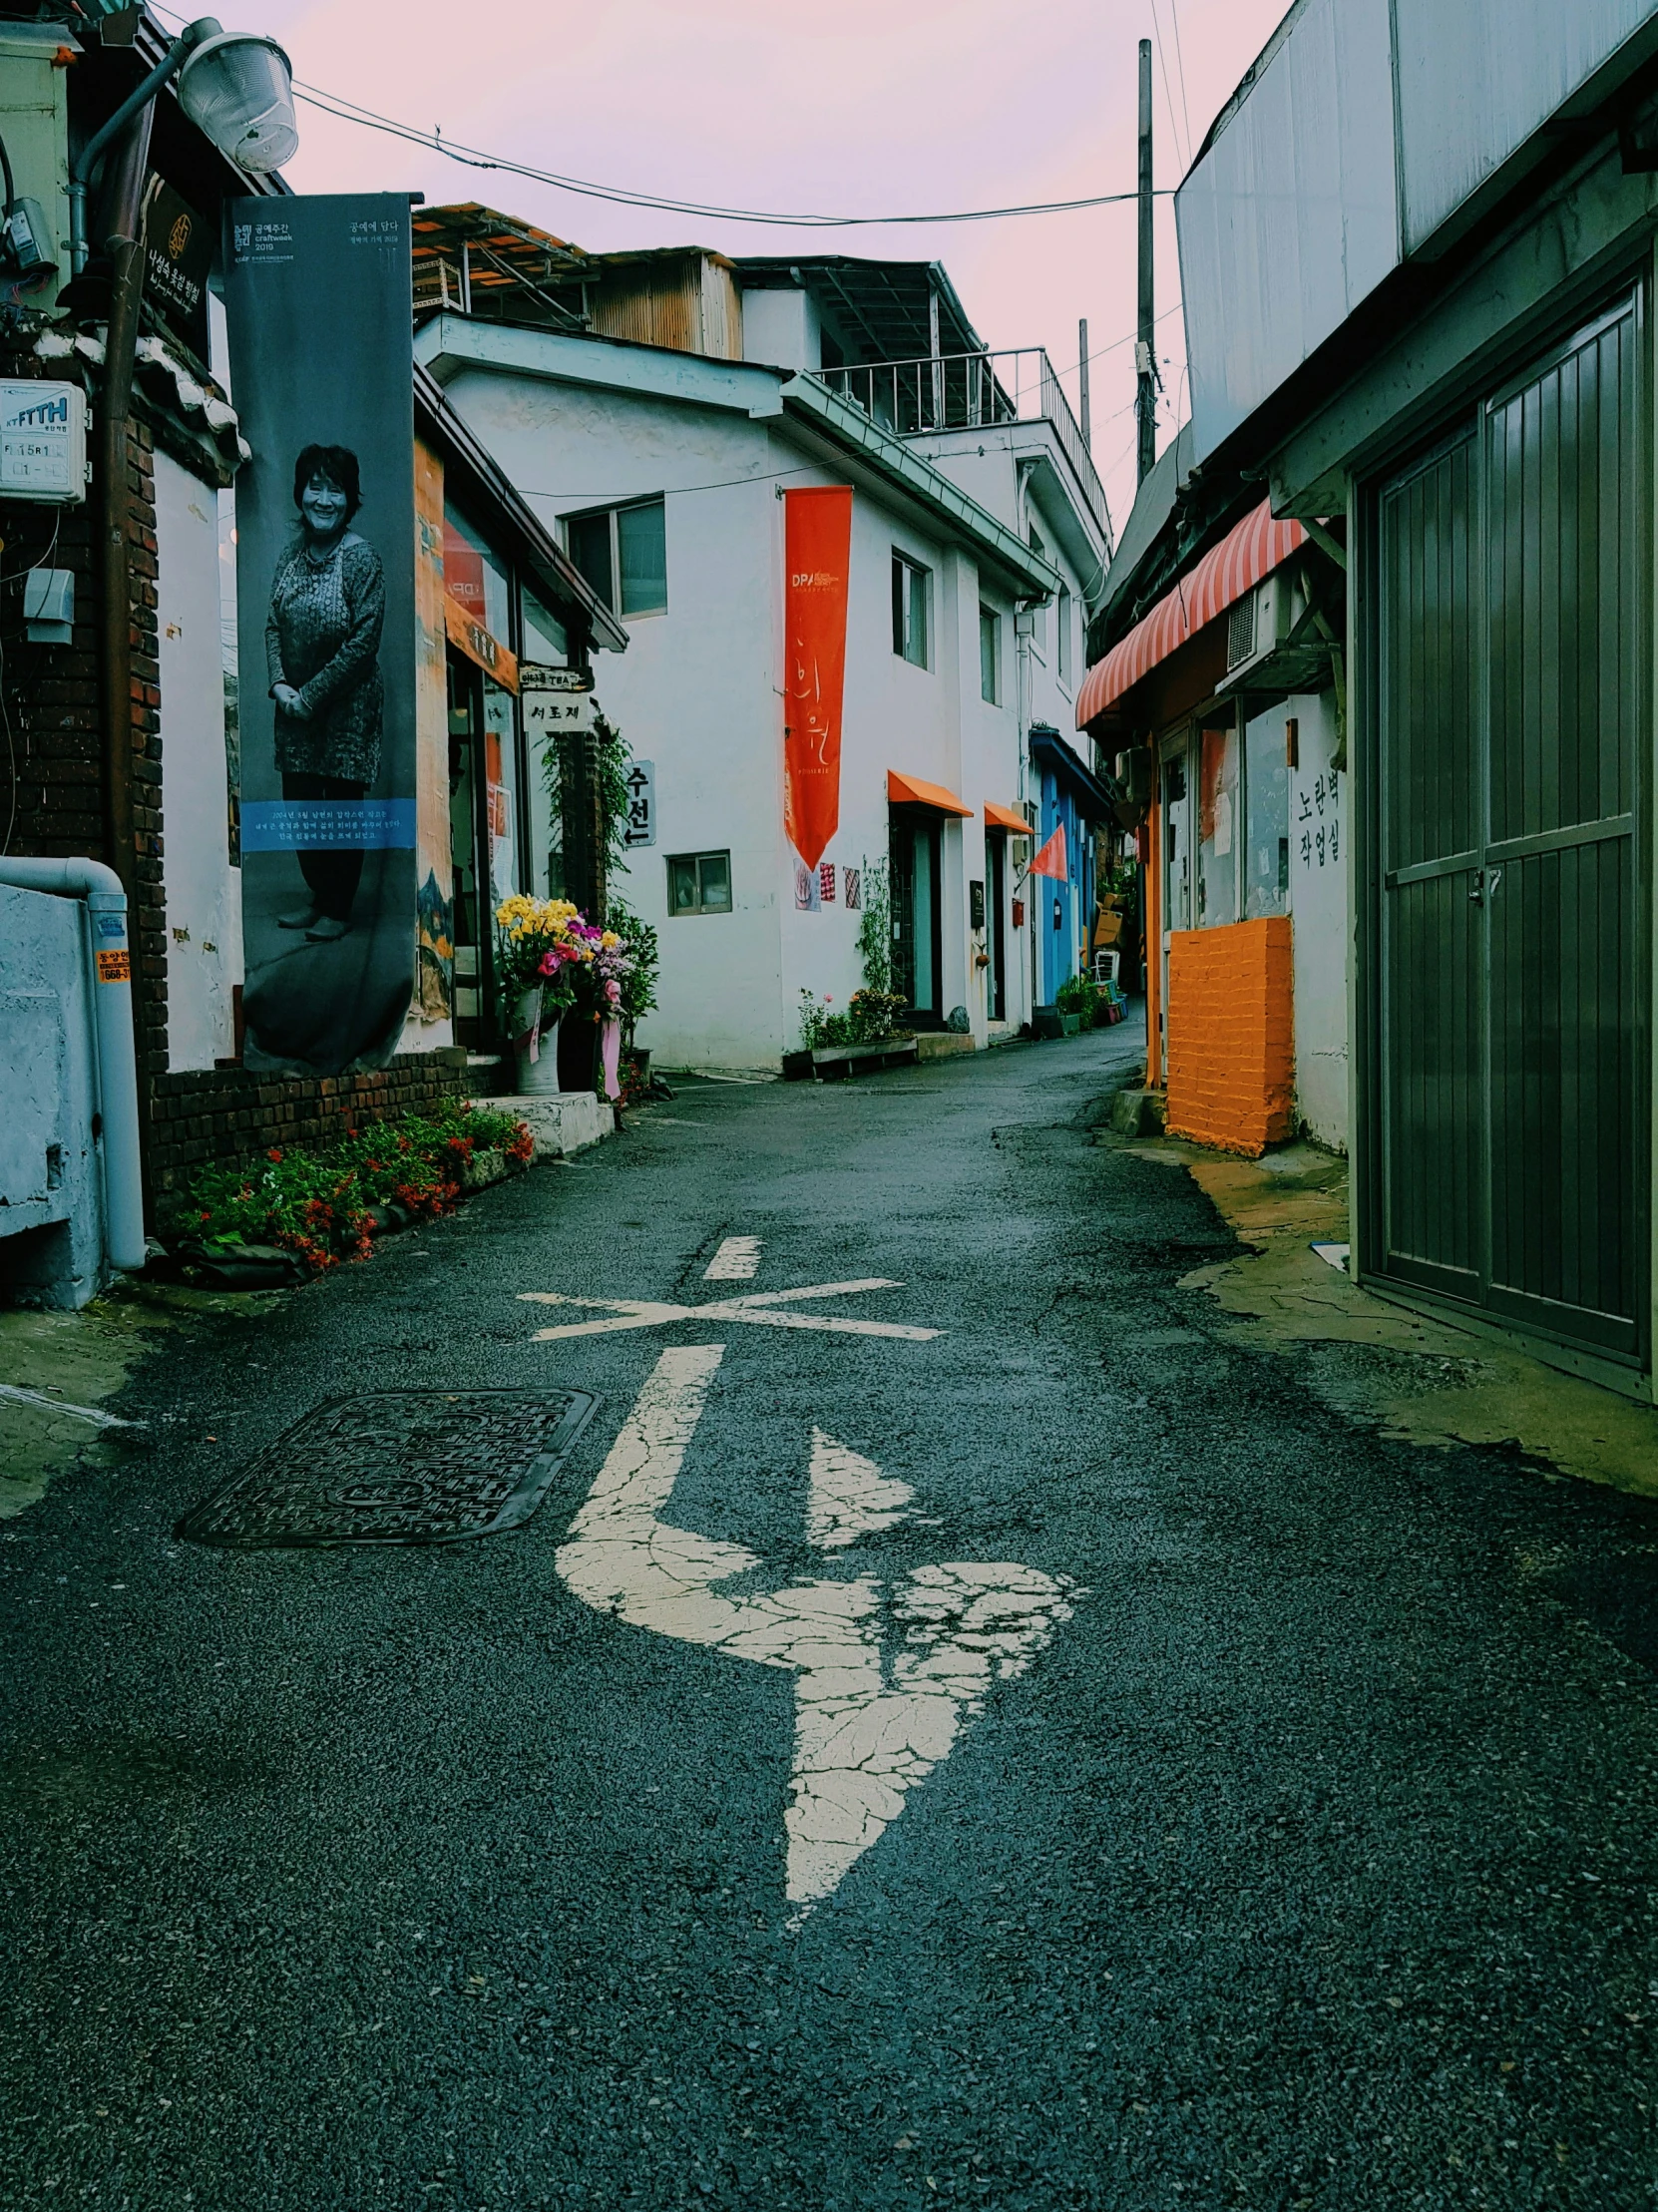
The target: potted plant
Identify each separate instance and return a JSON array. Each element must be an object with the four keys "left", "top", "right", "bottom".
[{"left": 495, "top": 894, "right": 598, "bottom": 1093}]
